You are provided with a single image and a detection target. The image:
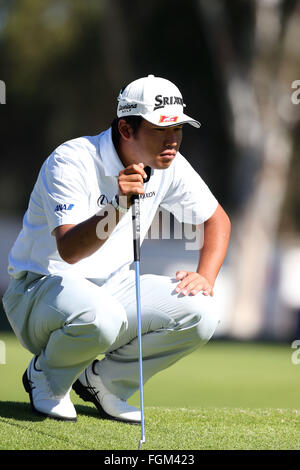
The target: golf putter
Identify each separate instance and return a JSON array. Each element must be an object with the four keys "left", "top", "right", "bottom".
[{"left": 131, "top": 166, "right": 151, "bottom": 450}]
